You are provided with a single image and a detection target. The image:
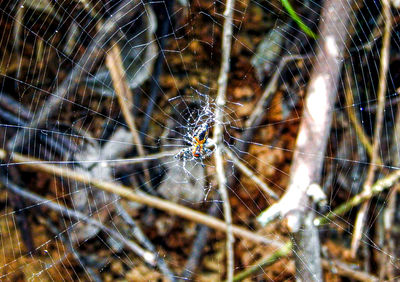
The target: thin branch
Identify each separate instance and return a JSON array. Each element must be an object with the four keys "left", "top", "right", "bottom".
[
  {"left": 106, "top": 149, "right": 181, "bottom": 167},
  {"left": 0, "top": 177, "right": 156, "bottom": 266},
  {"left": 114, "top": 200, "right": 176, "bottom": 281},
  {"left": 380, "top": 187, "right": 397, "bottom": 280},
  {"left": 214, "top": 0, "right": 236, "bottom": 280},
  {"left": 0, "top": 148, "right": 282, "bottom": 247},
  {"left": 344, "top": 65, "right": 376, "bottom": 162},
  {"left": 321, "top": 259, "right": 378, "bottom": 282},
  {"left": 105, "top": 42, "right": 152, "bottom": 184},
  {"left": 181, "top": 201, "right": 220, "bottom": 279},
  {"left": 351, "top": 0, "right": 392, "bottom": 257},
  {"left": 223, "top": 147, "right": 279, "bottom": 200},
  {"left": 106, "top": 44, "right": 144, "bottom": 156},
  {"left": 43, "top": 218, "right": 102, "bottom": 282},
  {"left": 245, "top": 54, "right": 311, "bottom": 129},
  {"left": 232, "top": 244, "right": 379, "bottom": 282},
  {"left": 232, "top": 242, "right": 292, "bottom": 281},
  {"left": 315, "top": 168, "right": 400, "bottom": 226}
]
